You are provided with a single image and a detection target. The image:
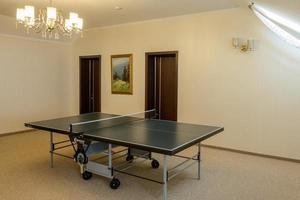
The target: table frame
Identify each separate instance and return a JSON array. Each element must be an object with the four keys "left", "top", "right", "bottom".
[{"left": 48, "top": 131, "right": 202, "bottom": 200}]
